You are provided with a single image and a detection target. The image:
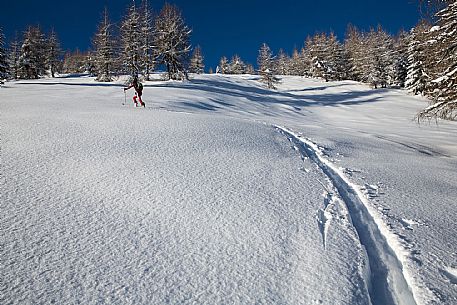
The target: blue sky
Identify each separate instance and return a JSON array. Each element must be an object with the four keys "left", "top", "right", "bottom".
[{"left": 0, "top": 0, "right": 421, "bottom": 70}]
